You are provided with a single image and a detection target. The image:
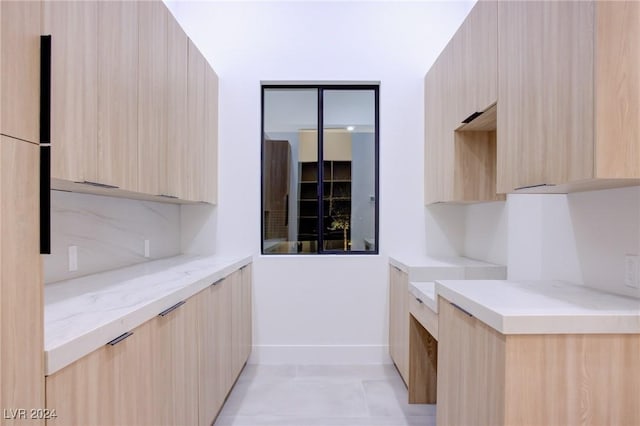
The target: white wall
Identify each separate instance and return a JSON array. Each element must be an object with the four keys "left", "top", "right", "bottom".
[
  {"left": 169, "top": 0, "right": 476, "bottom": 363},
  {"left": 567, "top": 187, "right": 639, "bottom": 297},
  {"left": 482, "top": 188, "right": 639, "bottom": 298},
  {"left": 45, "top": 191, "right": 181, "bottom": 284}
]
